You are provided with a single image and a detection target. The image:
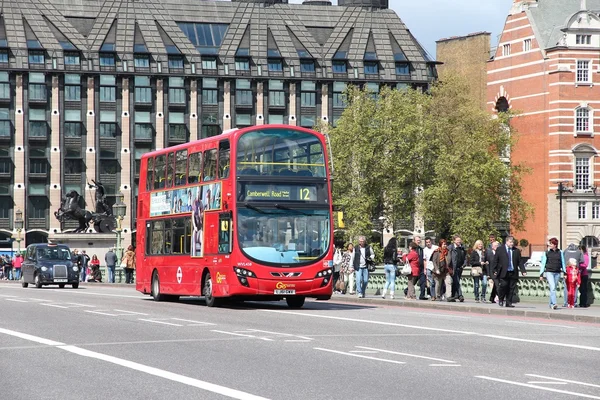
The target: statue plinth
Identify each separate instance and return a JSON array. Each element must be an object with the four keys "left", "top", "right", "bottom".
[{"left": 48, "top": 232, "right": 119, "bottom": 258}]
